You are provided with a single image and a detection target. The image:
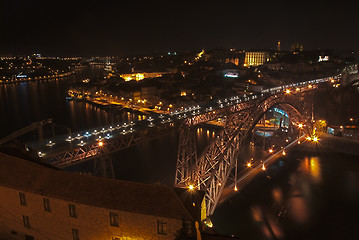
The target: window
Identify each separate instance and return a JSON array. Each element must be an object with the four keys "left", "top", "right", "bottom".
[
  {"left": 43, "top": 198, "right": 51, "bottom": 212},
  {"left": 109, "top": 212, "right": 119, "bottom": 227},
  {"left": 19, "top": 192, "right": 26, "bottom": 206},
  {"left": 69, "top": 204, "right": 77, "bottom": 218},
  {"left": 157, "top": 220, "right": 167, "bottom": 235},
  {"left": 25, "top": 235, "right": 34, "bottom": 240},
  {"left": 72, "top": 228, "right": 79, "bottom": 240},
  {"left": 23, "top": 215, "right": 30, "bottom": 228}
]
